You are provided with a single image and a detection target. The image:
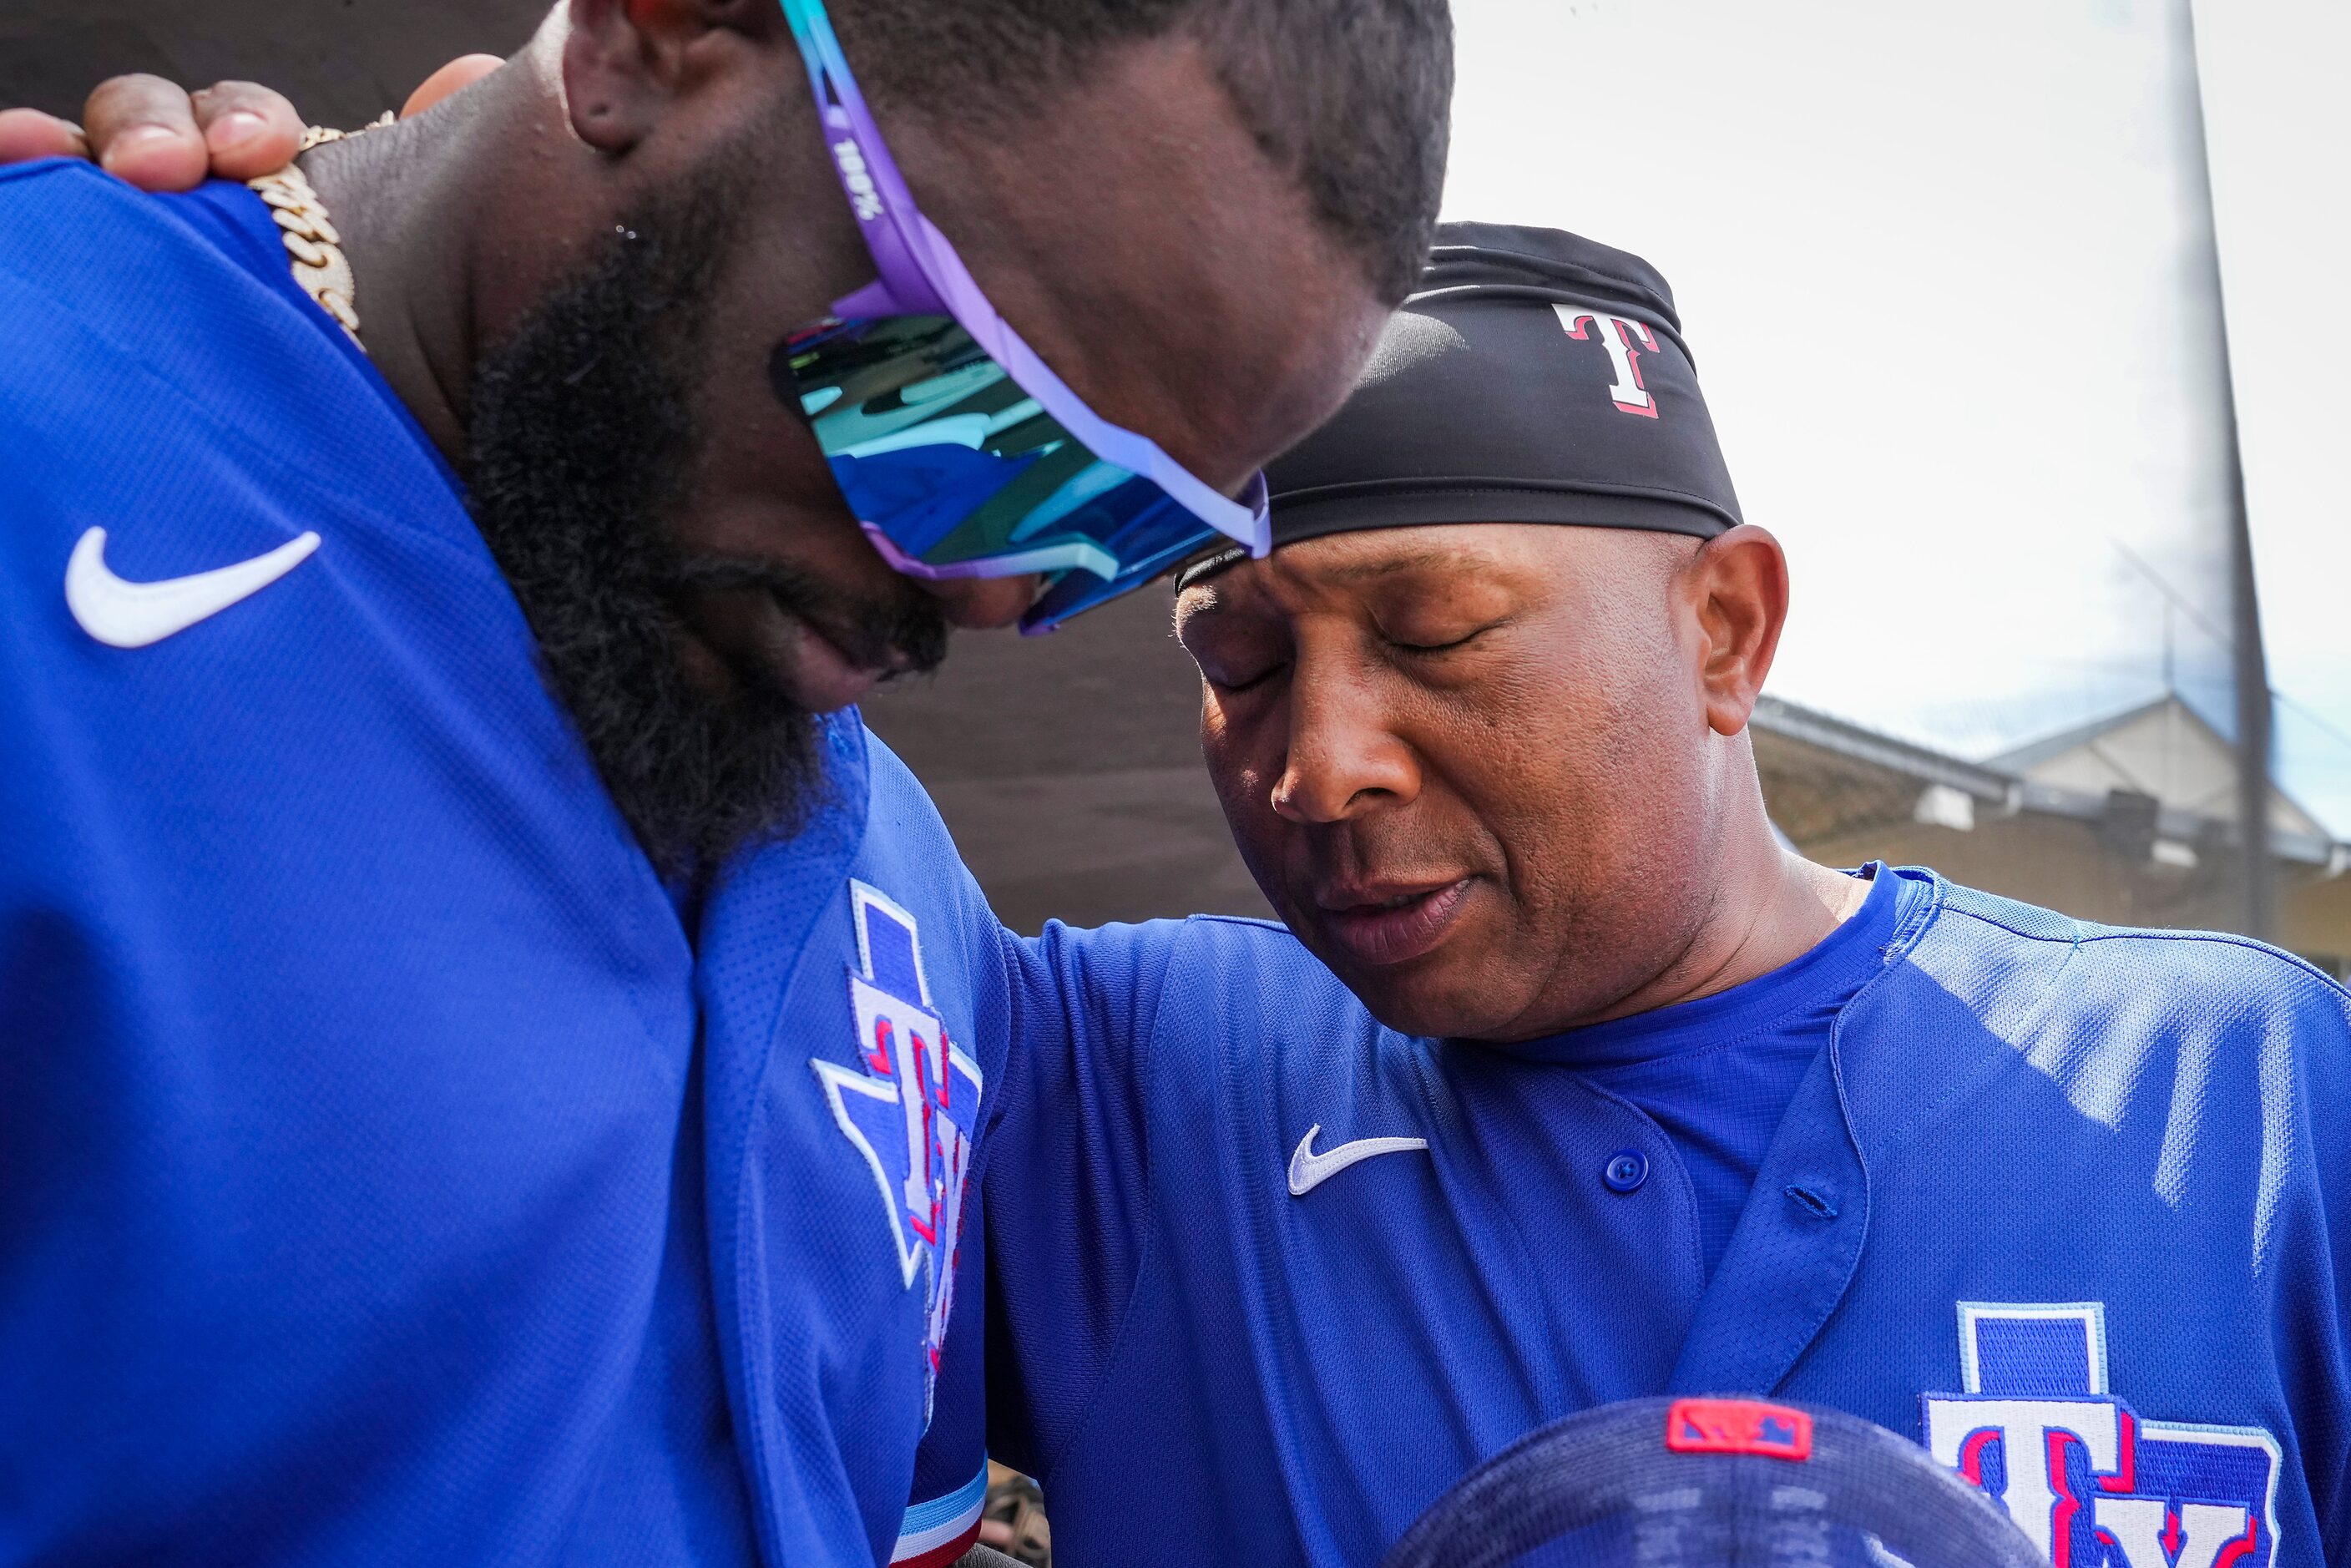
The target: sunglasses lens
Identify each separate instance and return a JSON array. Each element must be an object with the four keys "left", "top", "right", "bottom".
[{"left": 780, "top": 315, "right": 1232, "bottom": 597}]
